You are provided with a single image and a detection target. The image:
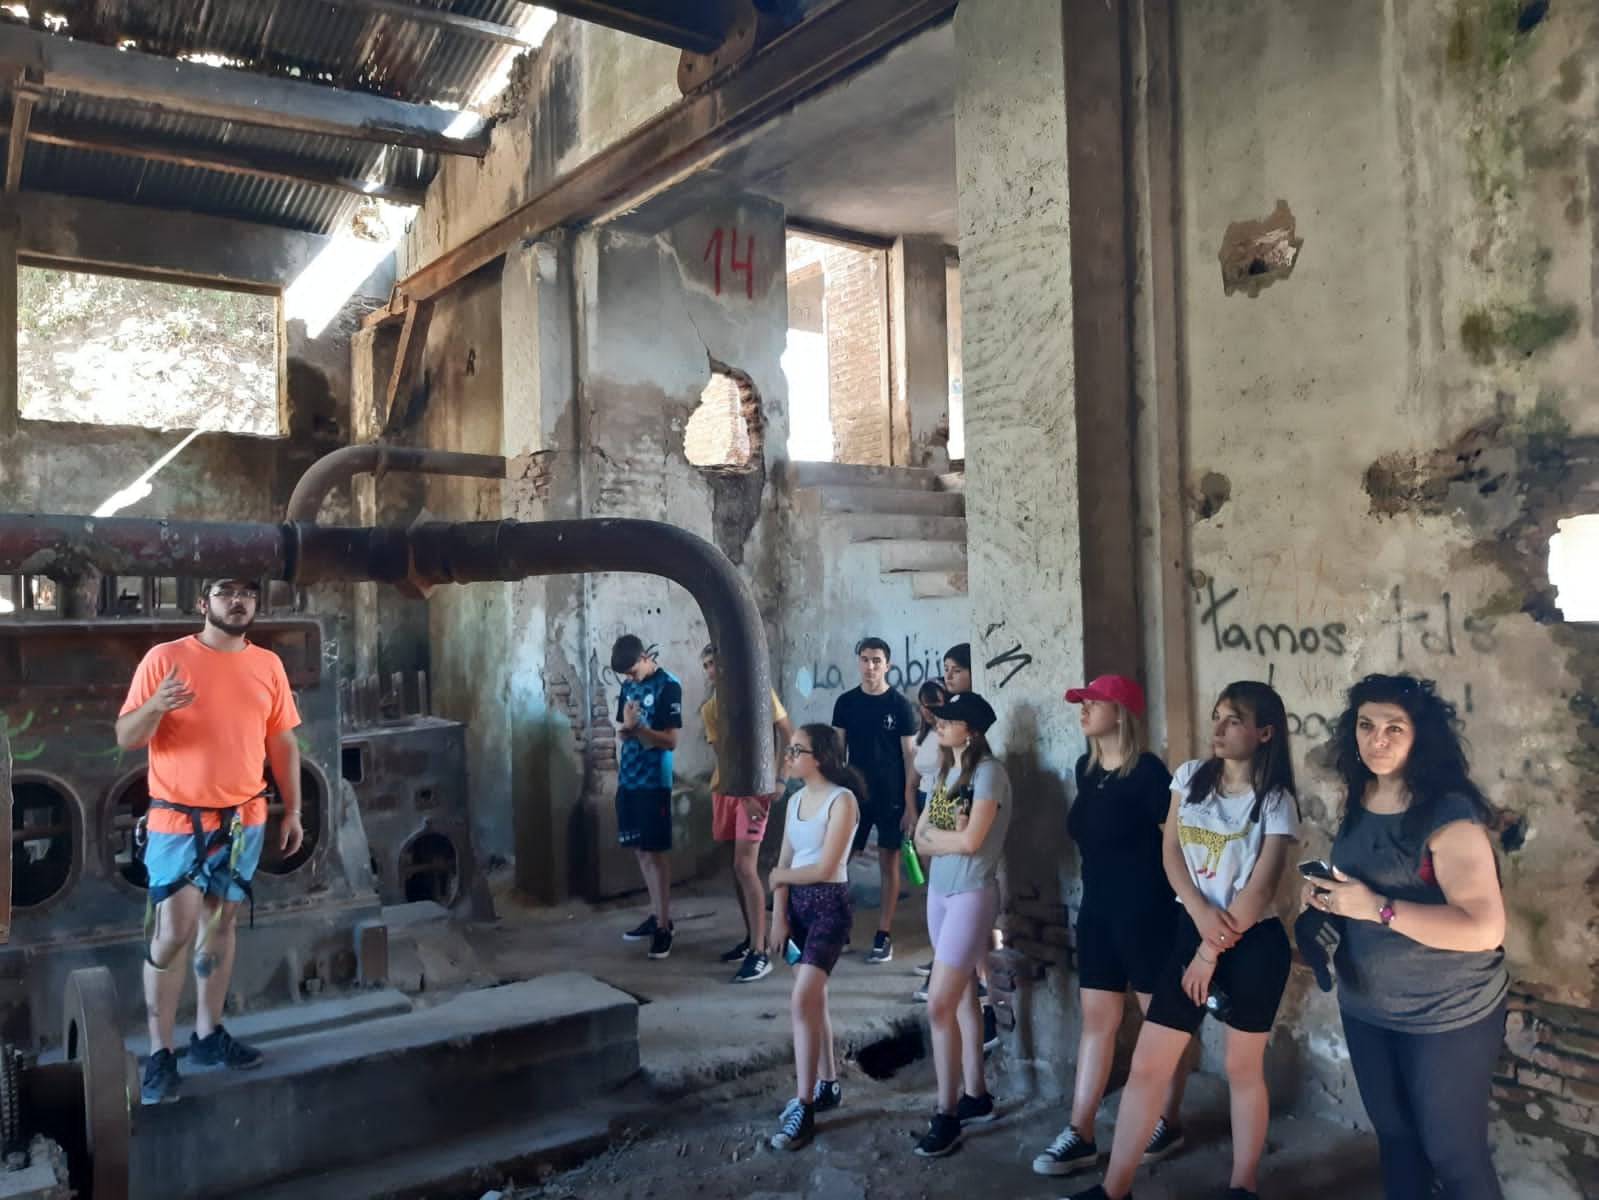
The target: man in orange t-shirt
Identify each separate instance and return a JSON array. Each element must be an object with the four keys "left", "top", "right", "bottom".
[{"left": 116, "top": 578, "right": 303, "bottom": 1105}]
